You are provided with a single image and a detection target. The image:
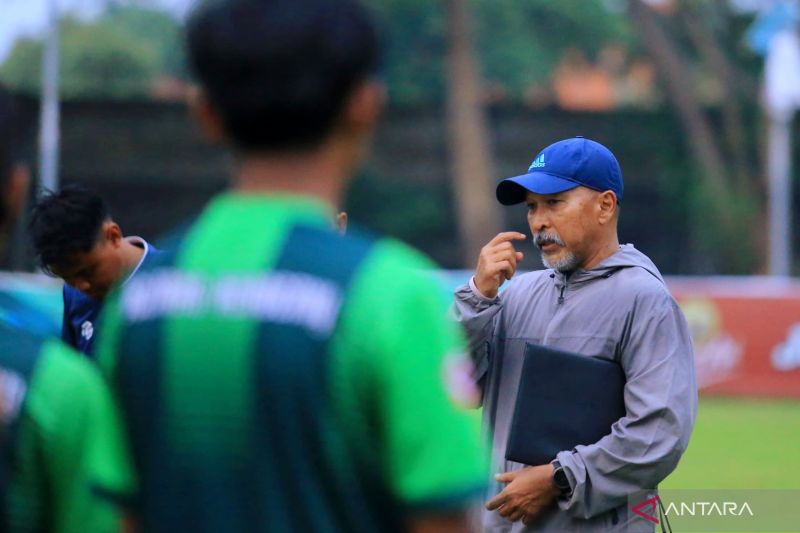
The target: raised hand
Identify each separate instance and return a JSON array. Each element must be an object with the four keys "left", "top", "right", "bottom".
[{"left": 473, "top": 232, "right": 526, "bottom": 299}]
